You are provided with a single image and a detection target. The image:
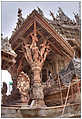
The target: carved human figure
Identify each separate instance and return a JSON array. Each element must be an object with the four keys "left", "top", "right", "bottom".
[
  {"left": 17, "top": 71, "right": 30, "bottom": 103},
  {"left": 22, "top": 42, "right": 33, "bottom": 64},
  {"left": 30, "top": 33, "right": 38, "bottom": 48},
  {"left": 30, "top": 33, "right": 39, "bottom": 62},
  {"left": 41, "top": 43, "right": 50, "bottom": 64},
  {"left": 40, "top": 40, "right": 47, "bottom": 58}
]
